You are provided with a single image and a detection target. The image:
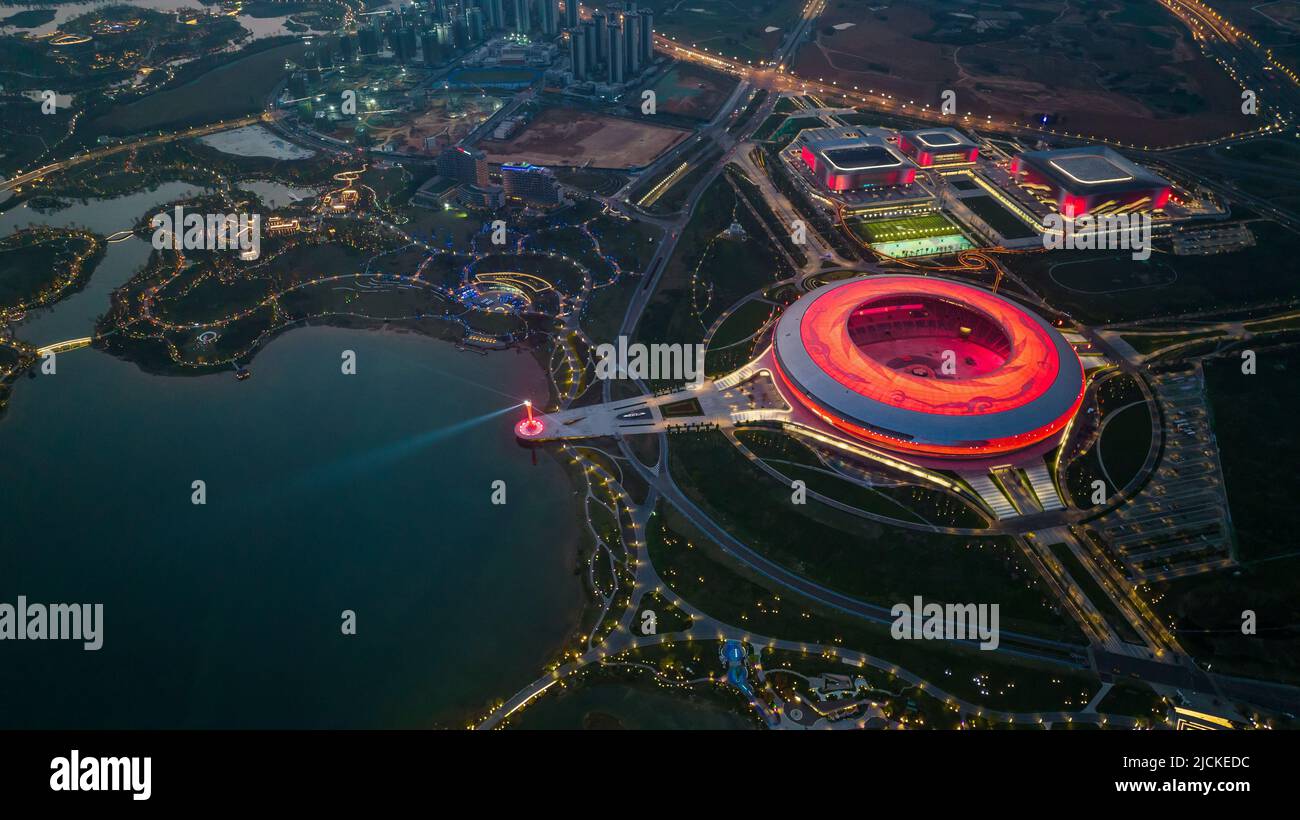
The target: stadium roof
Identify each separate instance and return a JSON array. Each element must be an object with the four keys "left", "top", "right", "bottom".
[
  {"left": 822, "top": 146, "right": 901, "bottom": 171},
  {"left": 1015, "top": 146, "right": 1169, "bottom": 195},
  {"left": 797, "top": 126, "right": 914, "bottom": 174},
  {"left": 773, "top": 275, "right": 1084, "bottom": 455},
  {"left": 901, "top": 128, "right": 977, "bottom": 150}
]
